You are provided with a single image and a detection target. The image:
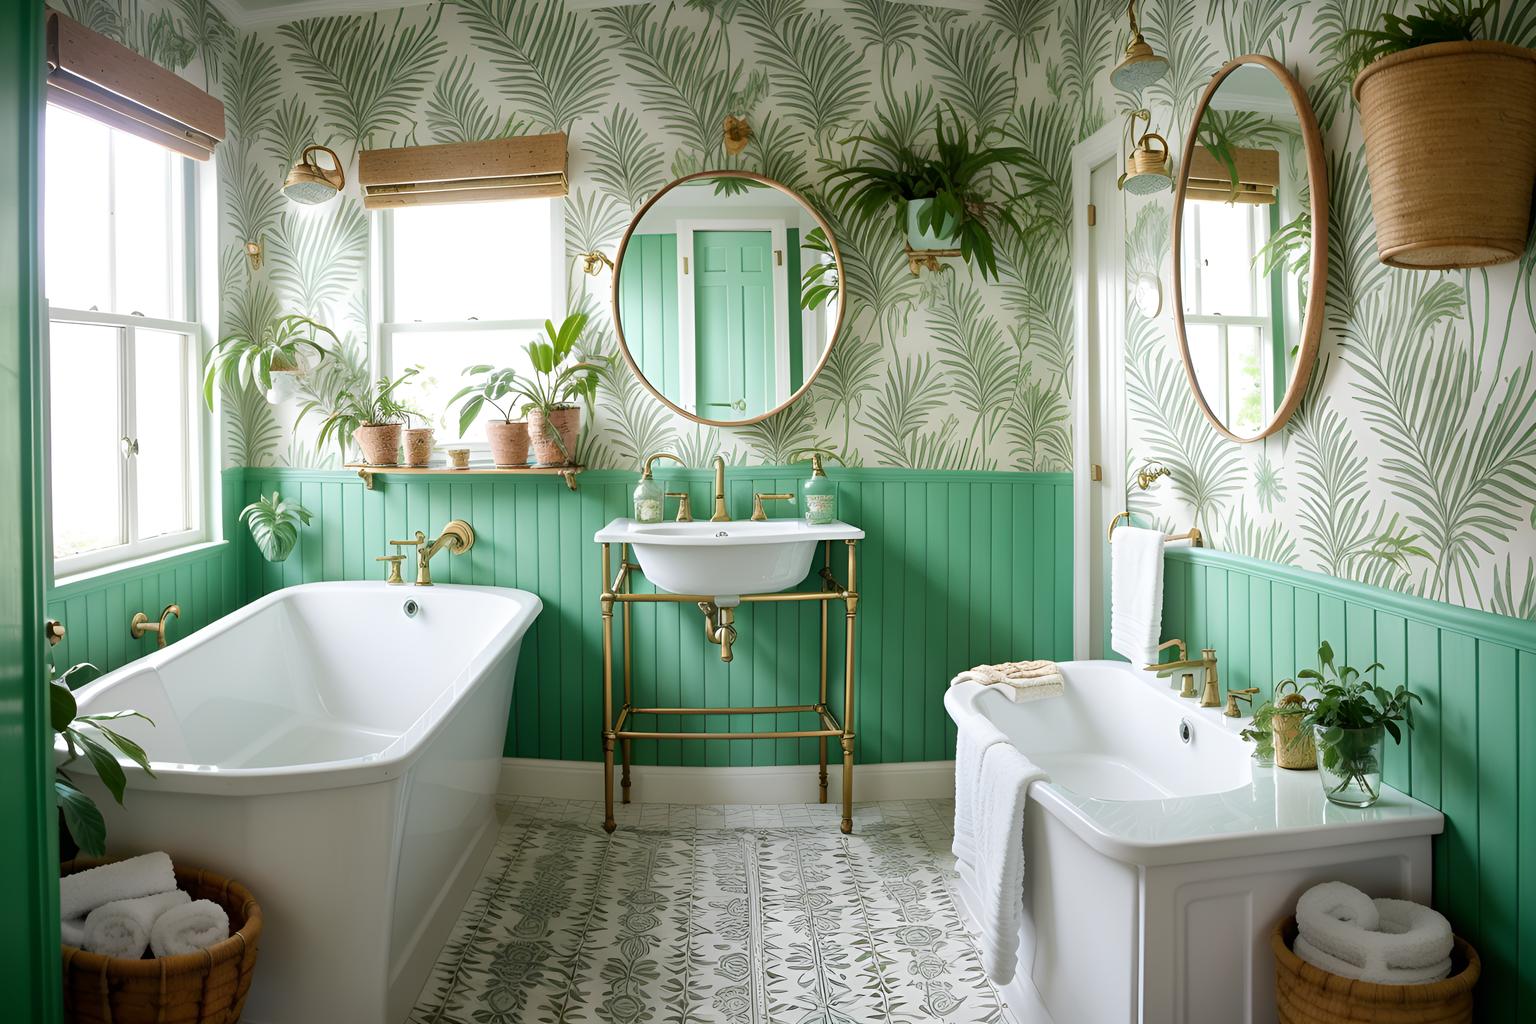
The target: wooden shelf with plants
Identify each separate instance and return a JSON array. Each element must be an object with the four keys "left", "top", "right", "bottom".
[{"left": 343, "top": 463, "right": 583, "bottom": 491}]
